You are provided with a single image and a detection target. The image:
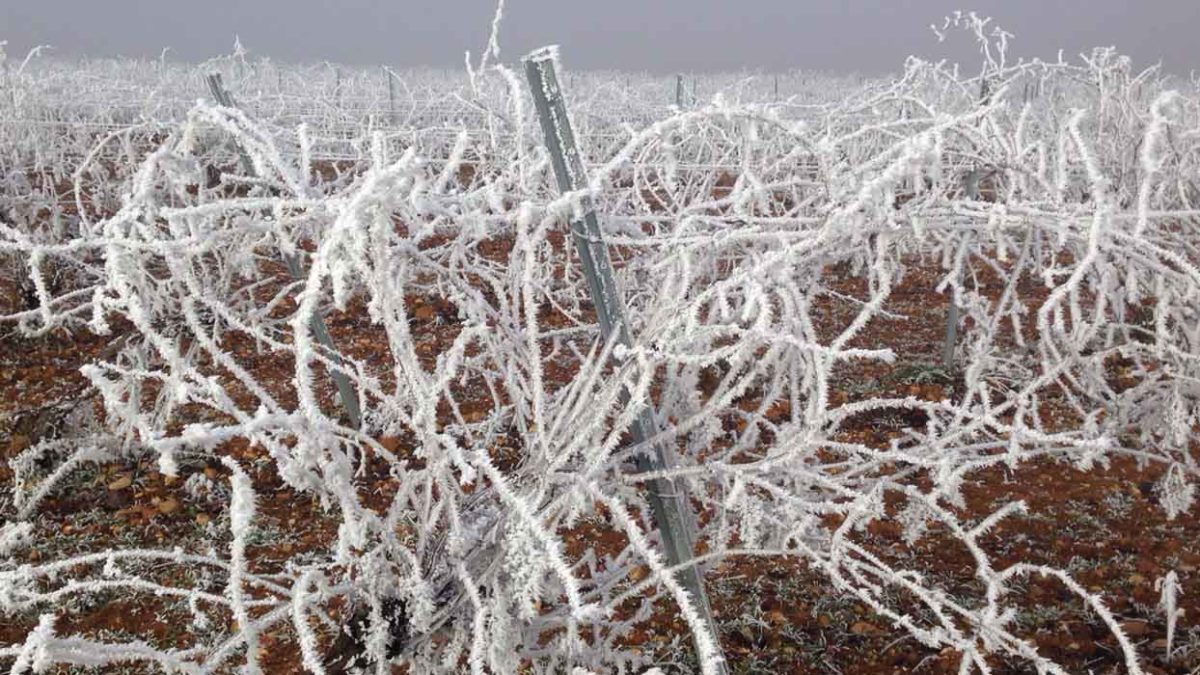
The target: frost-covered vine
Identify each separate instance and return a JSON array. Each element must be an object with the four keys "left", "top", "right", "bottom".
[{"left": 2, "top": 17, "right": 1199, "bottom": 675}]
